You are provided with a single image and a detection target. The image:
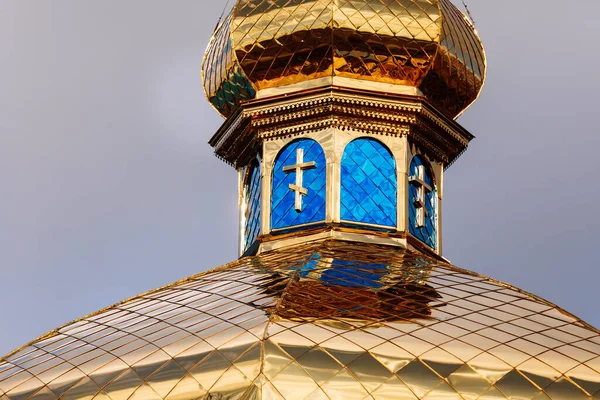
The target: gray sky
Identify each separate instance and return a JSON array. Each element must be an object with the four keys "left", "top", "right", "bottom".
[{"left": 1, "top": 1, "right": 599, "bottom": 356}]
